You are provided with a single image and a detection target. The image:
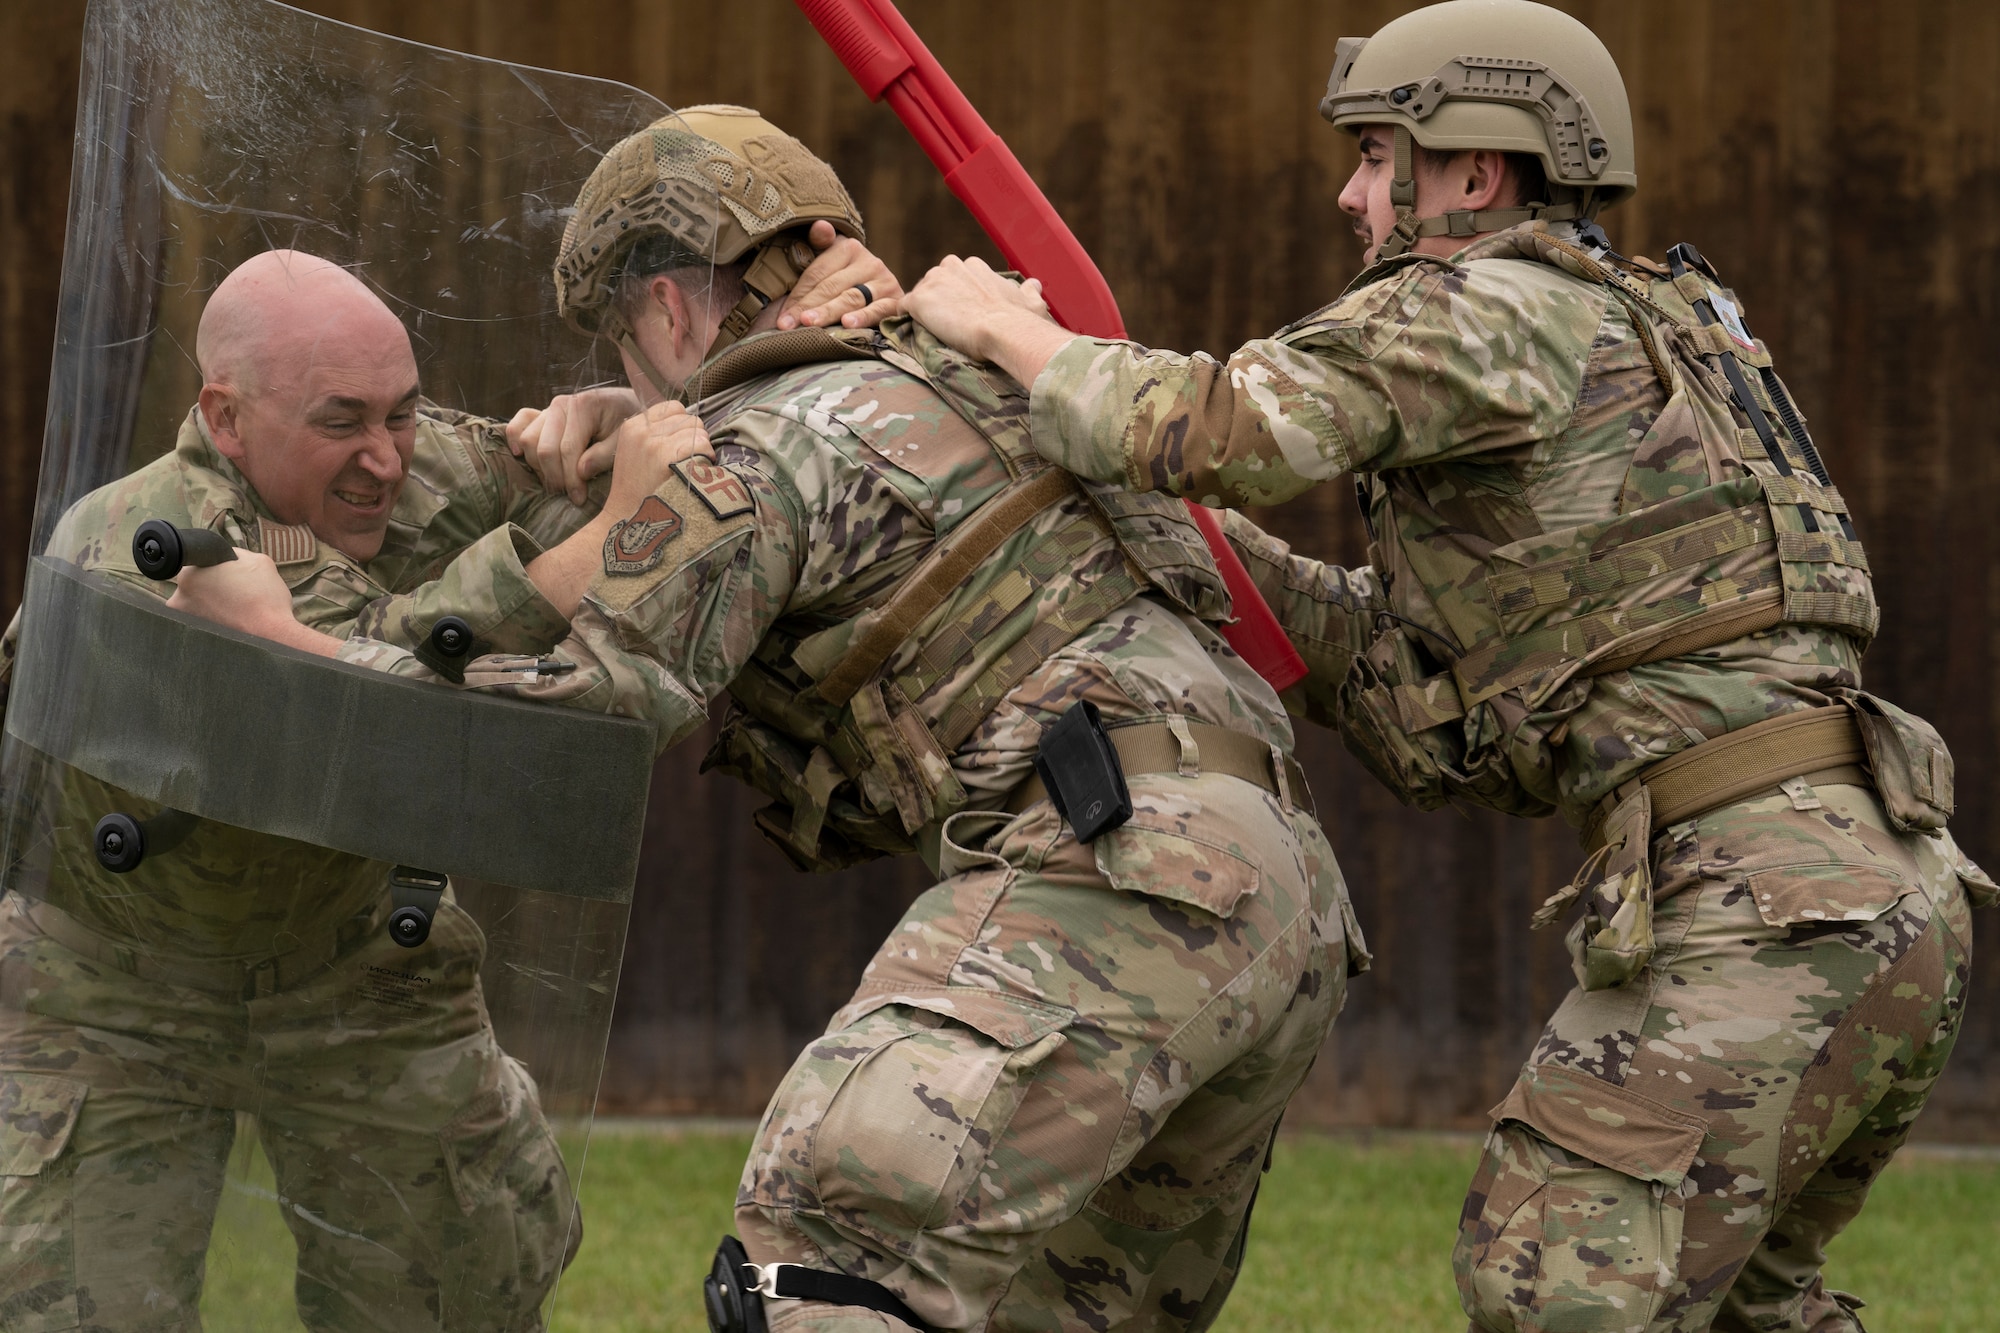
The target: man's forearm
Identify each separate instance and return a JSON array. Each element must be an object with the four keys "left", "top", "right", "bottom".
[
  {"left": 525, "top": 512, "right": 617, "bottom": 620},
  {"left": 1220, "top": 510, "right": 1383, "bottom": 729},
  {"left": 979, "top": 307, "right": 1080, "bottom": 396}
]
